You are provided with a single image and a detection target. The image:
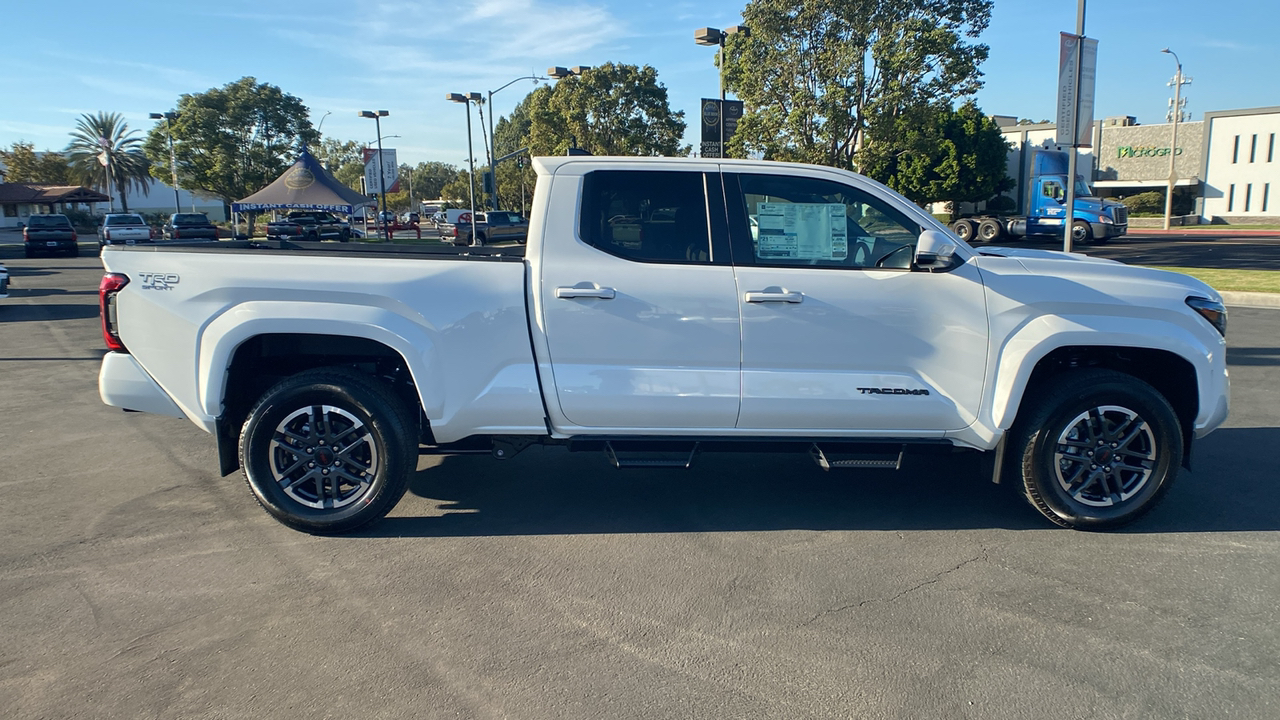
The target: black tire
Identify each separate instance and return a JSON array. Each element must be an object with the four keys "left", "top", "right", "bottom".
[
  {"left": 24, "top": 246, "right": 35, "bottom": 258},
  {"left": 950, "top": 219, "right": 976, "bottom": 242},
  {"left": 1071, "top": 219, "right": 1093, "bottom": 245},
  {"left": 68, "top": 244, "right": 80, "bottom": 258},
  {"left": 239, "top": 368, "right": 418, "bottom": 534},
  {"left": 977, "top": 218, "right": 1004, "bottom": 243},
  {"left": 475, "top": 233, "right": 486, "bottom": 246},
  {"left": 1008, "top": 369, "right": 1182, "bottom": 530}
]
